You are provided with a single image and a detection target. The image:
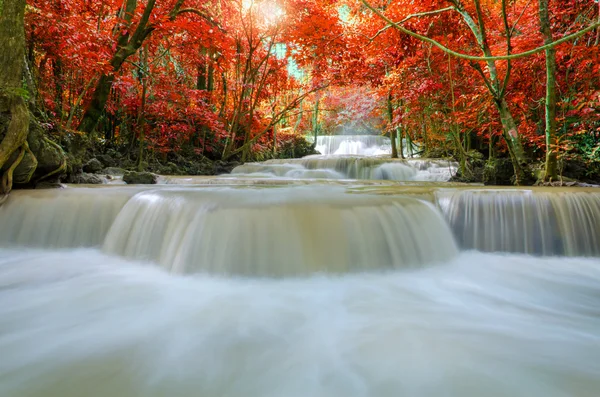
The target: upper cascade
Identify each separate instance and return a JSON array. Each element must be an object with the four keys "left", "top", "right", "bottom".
[
  {"left": 232, "top": 157, "right": 458, "bottom": 182},
  {"left": 312, "top": 135, "right": 417, "bottom": 157}
]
